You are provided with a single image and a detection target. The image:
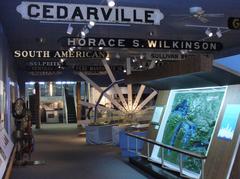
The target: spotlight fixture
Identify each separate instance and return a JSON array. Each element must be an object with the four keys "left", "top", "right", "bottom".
[
  {"left": 66, "top": 24, "right": 73, "bottom": 35},
  {"left": 69, "top": 47, "right": 76, "bottom": 51},
  {"left": 60, "top": 58, "right": 65, "bottom": 63},
  {"left": 216, "top": 28, "right": 222, "bottom": 38},
  {"left": 205, "top": 28, "right": 213, "bottom": 37},
  {"left": 140, "top": 54, "right": 144, "bottom": 60},
  {"left": 105, "top": 56, "right": 110, "bottom": 61},
  {"left": 81, "top": 31, "right": 86, "bottom": 38},
  {"left": 132, "top": 57, "right": 137, "bottom": 63},
  {"left": 139, "top": 65, "right": 143, "bottom": 69},
  {"left": 107, "top": 0, "right": 115, "bottom": 7},
  {"left": 81, "top": 28, "right": 89, "bottom": 38},
  {"left": 99, "top": 47, "right": 103, "bottom": 50},
  {"left": 88, "top": 21, "right": 95, "bottom": 29},
  {"left": 155, "top": 60, "right": 158, "bottom": 63},
  {"left": 180, "top": 50, "right": 188, "bottom": 55},
  {"left": 123, "top": 69, "right": 127, "bottom": 73}
]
